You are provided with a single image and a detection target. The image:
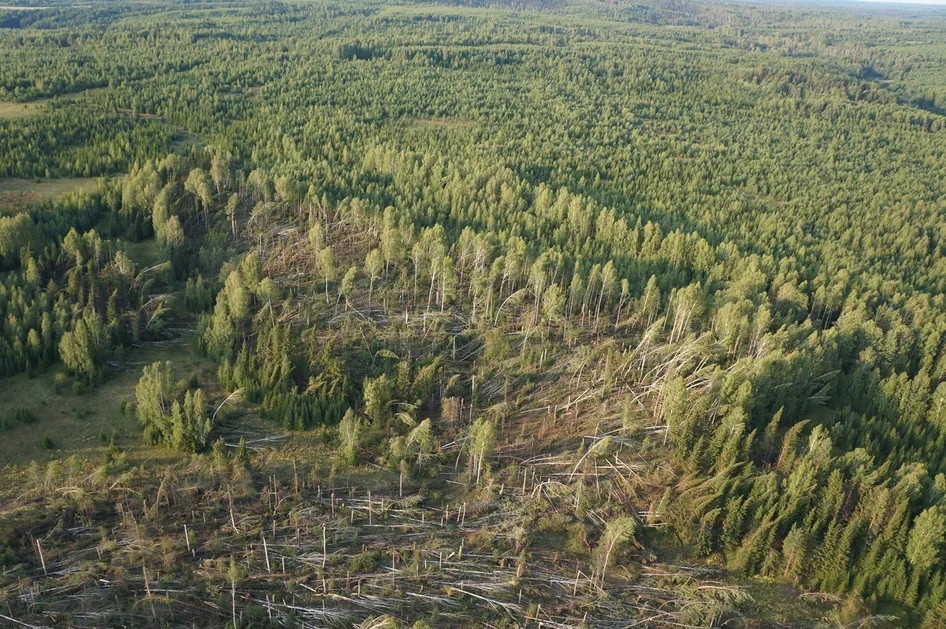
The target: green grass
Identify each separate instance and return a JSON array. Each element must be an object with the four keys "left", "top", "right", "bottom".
[
  {"left": 169, "top": 129, "right": 202, "bottom": 154},
  {"left": 0, "top": 177, "right": 102, "bottom": 211},
  {"left": 0, "top": 88, "right": 110, "bottom": 123},
  {"left": 0, "top": 338, "right": 218, "bottom": 467},
  {"left": 120, "top": 238, "right": 162, "bottom": 269},
  {"left": 0, "top": 100, "right": 46, "bottom": 120}
]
